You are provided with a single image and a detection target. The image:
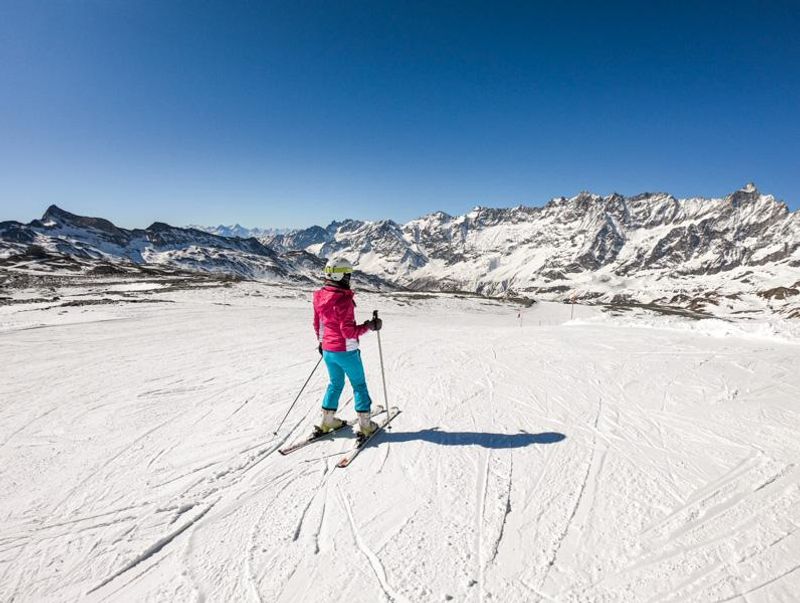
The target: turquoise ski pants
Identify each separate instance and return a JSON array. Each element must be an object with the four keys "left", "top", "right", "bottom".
[{"left": 321, "top": 350, "right": 372, "bottom": 413}]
